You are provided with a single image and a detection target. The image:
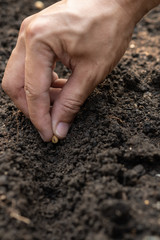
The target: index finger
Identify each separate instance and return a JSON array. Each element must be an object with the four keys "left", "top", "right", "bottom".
[{"left": 25, "top": 39, "right": 55, "bottom": 142}]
